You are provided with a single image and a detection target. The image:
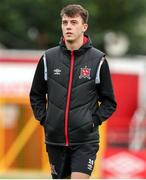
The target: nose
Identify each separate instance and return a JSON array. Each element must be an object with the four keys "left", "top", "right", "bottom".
[
  {"left": 66, "top": 22, "right": 72, "bottom": 29},
  {"left": 66, "top": 26, "right": 71, "bottom": 30}
]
